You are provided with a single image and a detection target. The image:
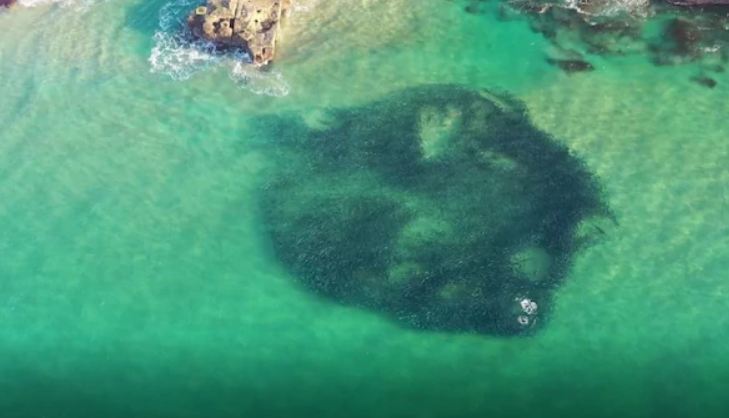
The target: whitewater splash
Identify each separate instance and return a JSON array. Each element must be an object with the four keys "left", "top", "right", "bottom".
[
  {"left": 149, "top": 0, "right": 290, "bottom": 97},
  {"left": 17, "top": 0, "right": 97, "bottom": 9},
  {"left": 563, "top": 0, "right": 650, "bottom": 19}
]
